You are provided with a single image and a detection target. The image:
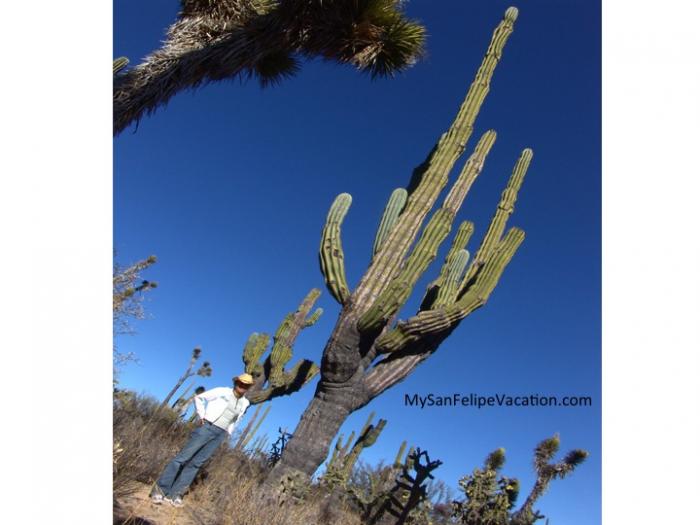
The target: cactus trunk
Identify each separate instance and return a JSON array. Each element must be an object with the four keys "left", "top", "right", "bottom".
[{"left": 263, "top": 382, "right": 356, "bottom": 488}]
